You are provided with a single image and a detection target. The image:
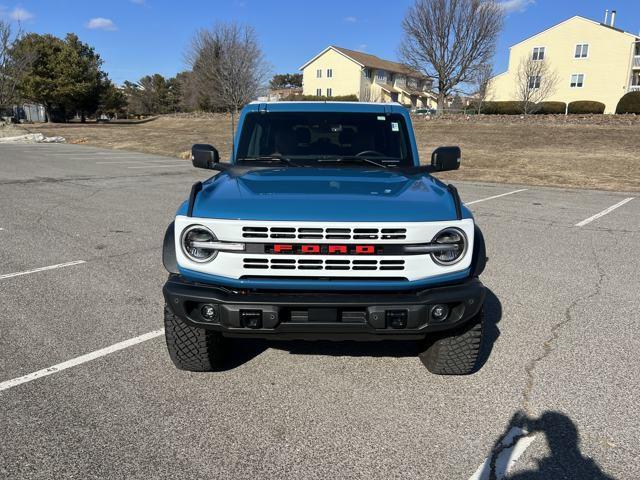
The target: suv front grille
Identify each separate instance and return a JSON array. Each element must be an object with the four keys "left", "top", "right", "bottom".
[
  {"left": 243, "top": 258, "right": 405, "bottom": 271},
  {"left": 242, "top": 226, "right": 406, "bottom": 240}
]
